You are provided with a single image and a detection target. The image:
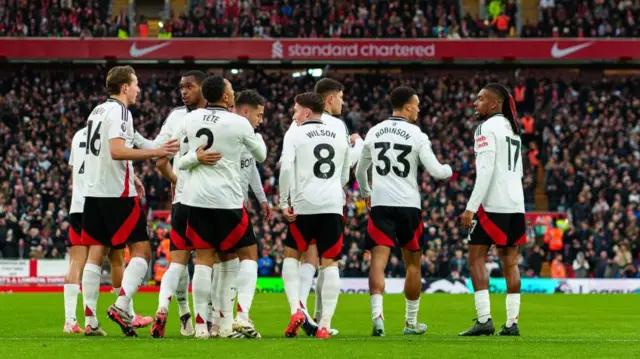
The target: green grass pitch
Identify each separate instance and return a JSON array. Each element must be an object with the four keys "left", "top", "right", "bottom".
[{"left": 0, "top": 293, "right": 638, "bottom": 358}]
